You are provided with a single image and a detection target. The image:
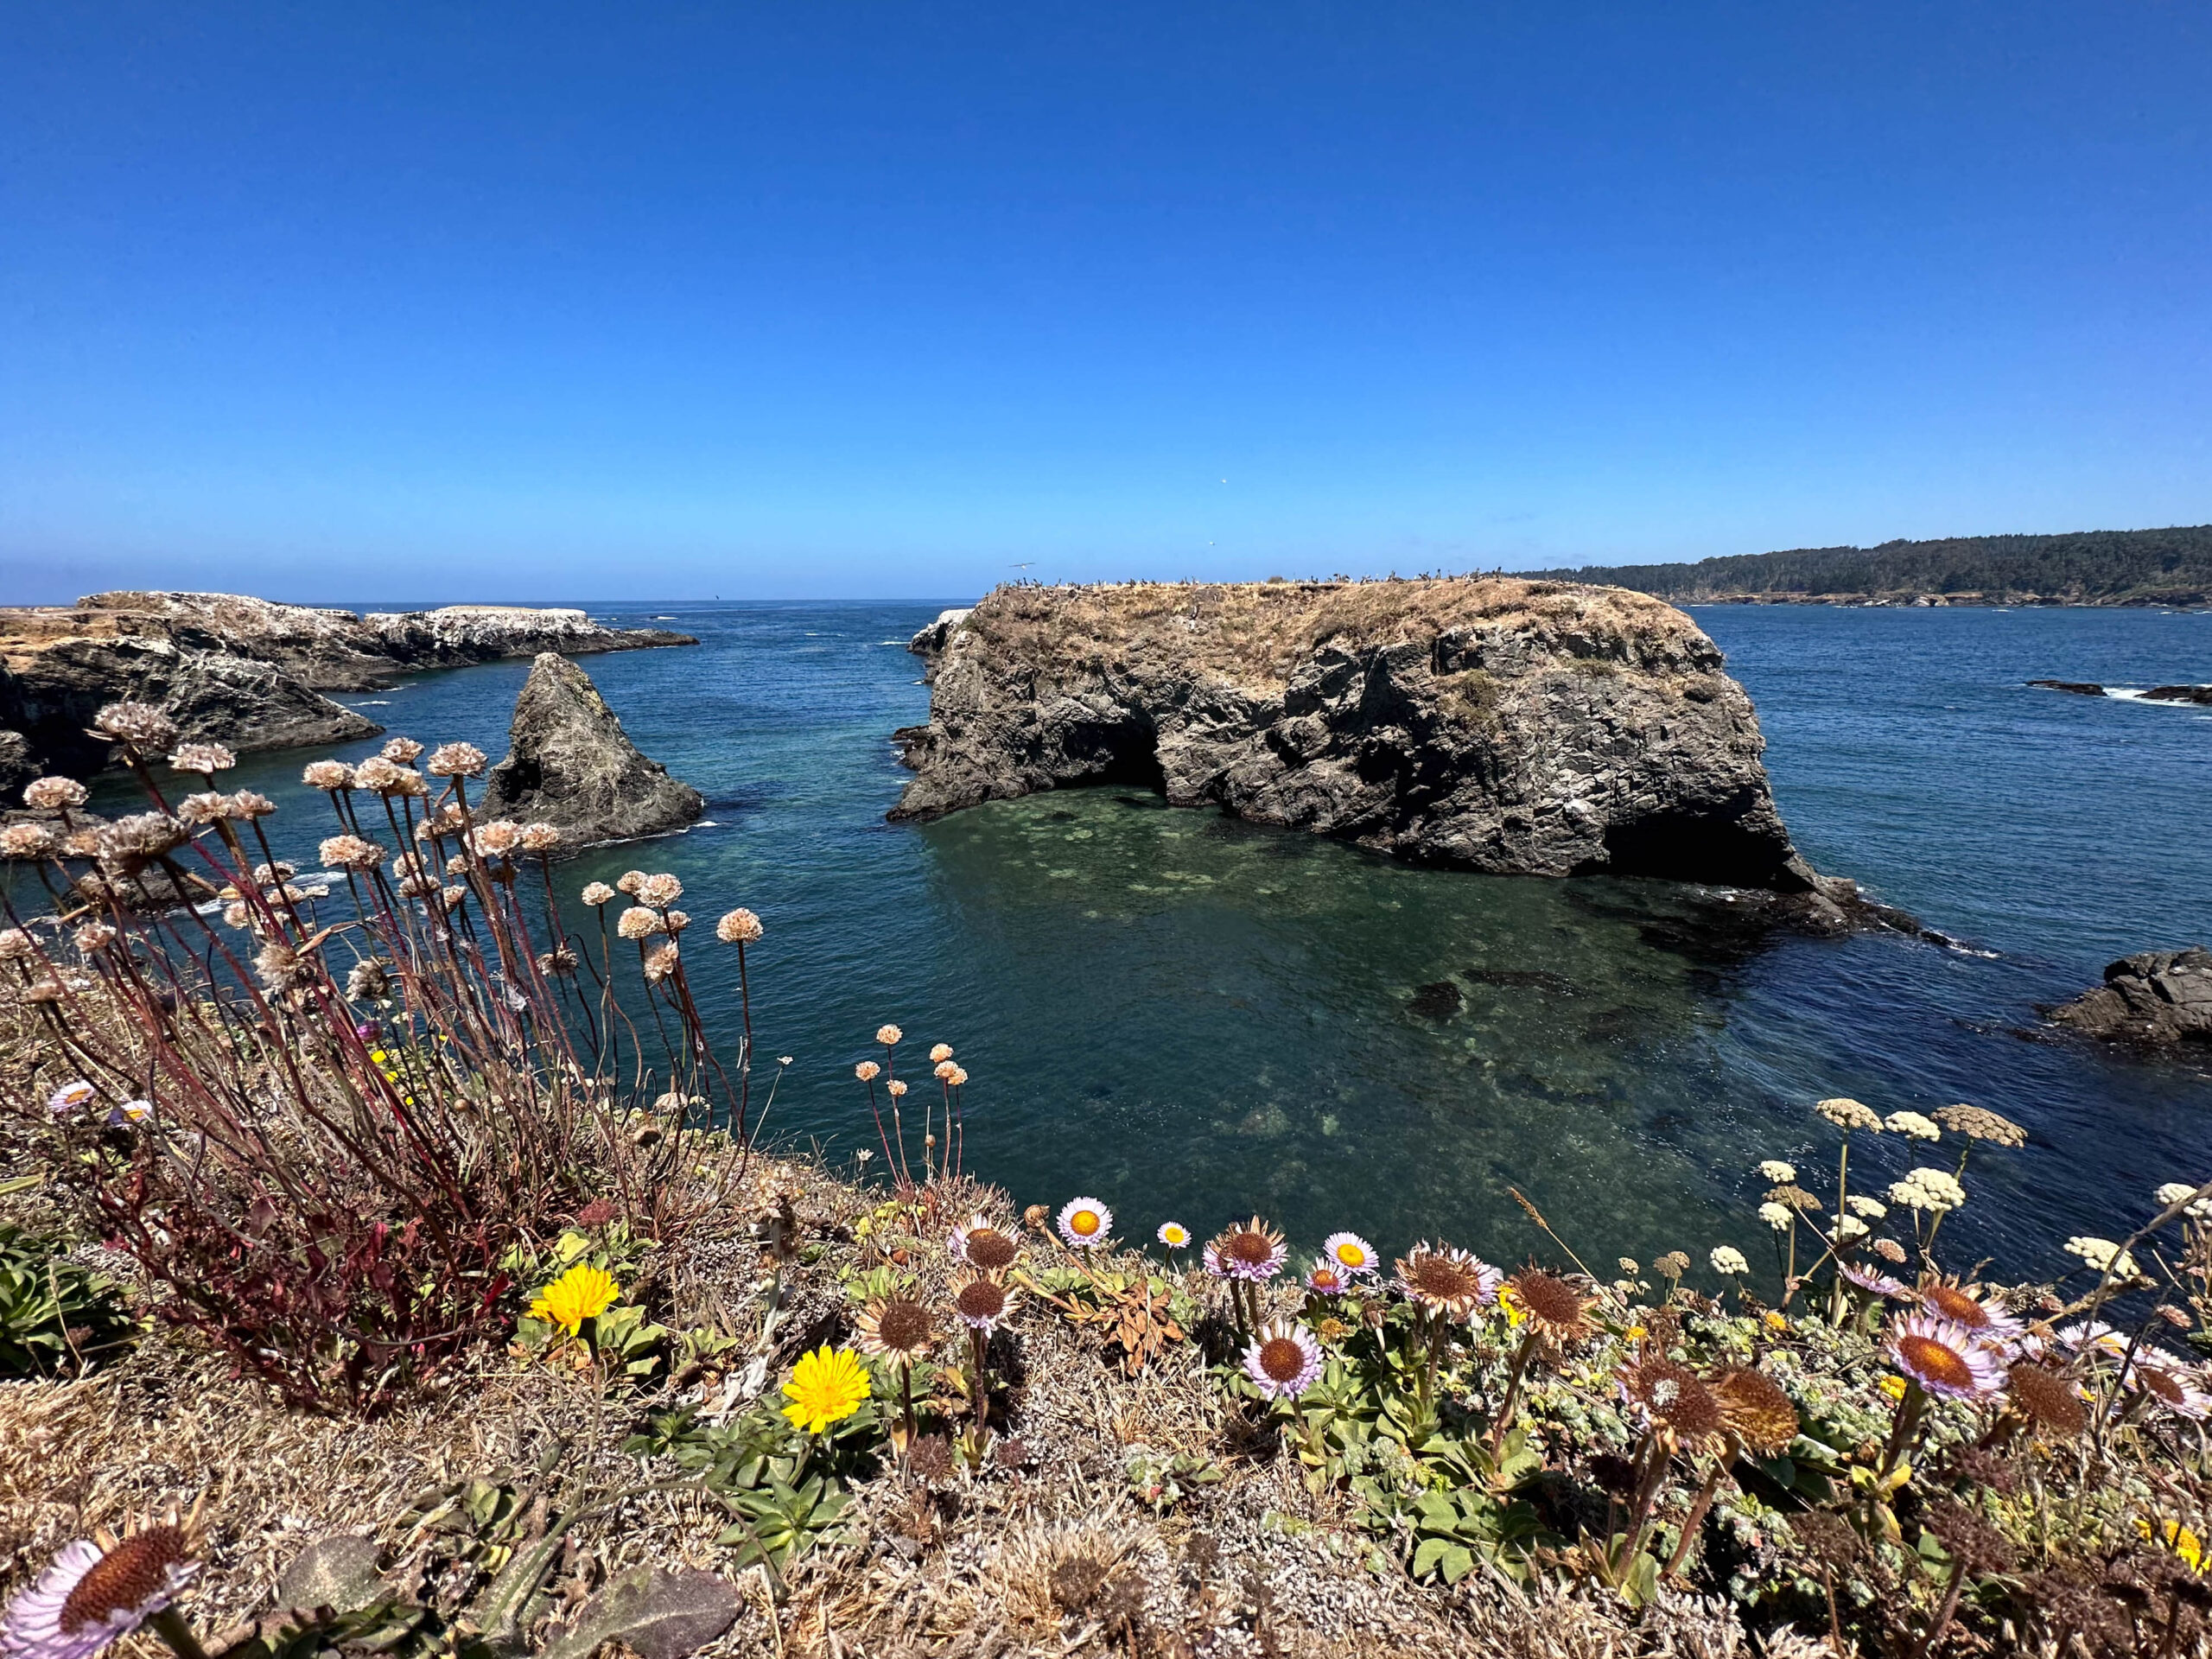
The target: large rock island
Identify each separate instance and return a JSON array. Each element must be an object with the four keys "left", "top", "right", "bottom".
[
  {"left": 893, "top": 576, "right": 1845, "bottom": 900},
  {"left": 0, "top": 591, "right": 694, "bottom": 785},
  {"left": 482, "top": 654, "right": 705, "bottom": 846}
]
